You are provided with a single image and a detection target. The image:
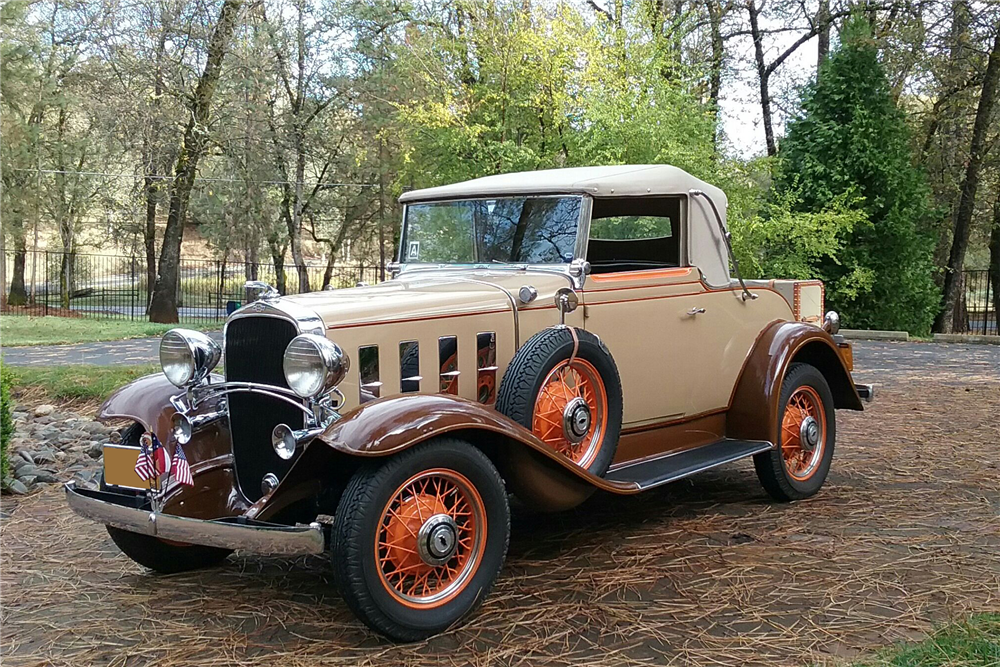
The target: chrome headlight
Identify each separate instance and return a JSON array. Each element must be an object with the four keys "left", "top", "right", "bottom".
[
  {"left": 282, "top": 334, "right": 349, "bottom": 399},
  {"left": 160, "top": 329, "right": 222, "bottom": 387}
]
